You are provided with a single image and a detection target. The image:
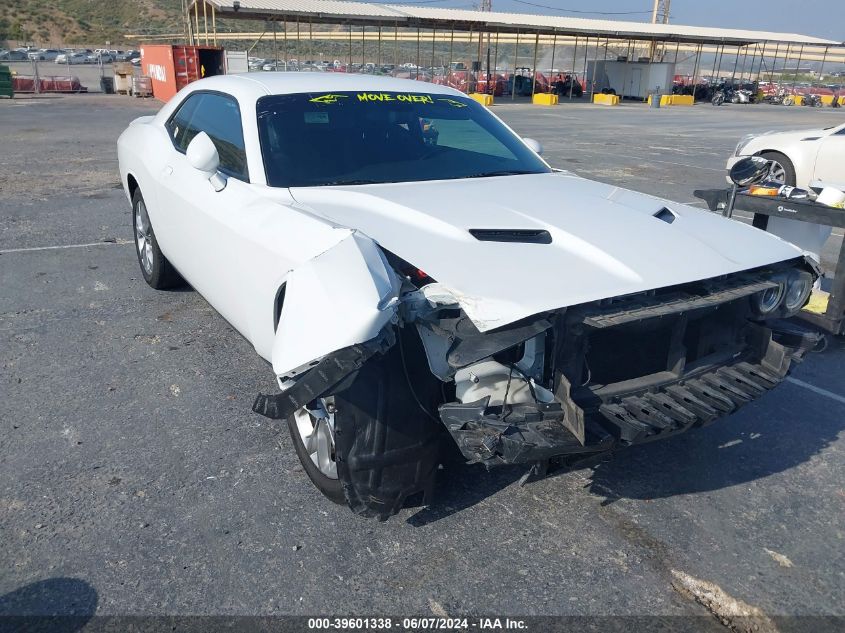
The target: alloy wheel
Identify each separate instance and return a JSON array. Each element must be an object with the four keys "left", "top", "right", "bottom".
[
  {"left": 767, "top": 161, "right": 787, "bottom": 185},
  {"left": 134, "top": 199, "right": 153, "bottom": 276},
  {"left": 293, "top": 400, "right": 338, "bottom": 479}
]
